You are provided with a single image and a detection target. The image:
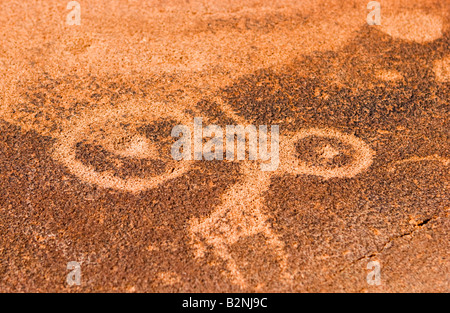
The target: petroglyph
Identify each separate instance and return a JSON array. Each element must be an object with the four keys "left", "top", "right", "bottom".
[
  {"left": 189, "top": 162, "right": 291, "bottom": 288},
  {"left": 189, "top": 127, "right": 374, "bottom": 287},
  {"left": 48, "top": 83, "right": 375, "bottom": 286},
  {"left": 53, "top": 101, "right": 195, "bottom": 193},
  {"left": 186, "top": 89, "right": 375, "bottom": 287},
  {"left": 279, "top": 128, "right": 374, "bottom": 180},
  {"left": 1, "top": 1, "right": 447, "bottom": 291}
]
